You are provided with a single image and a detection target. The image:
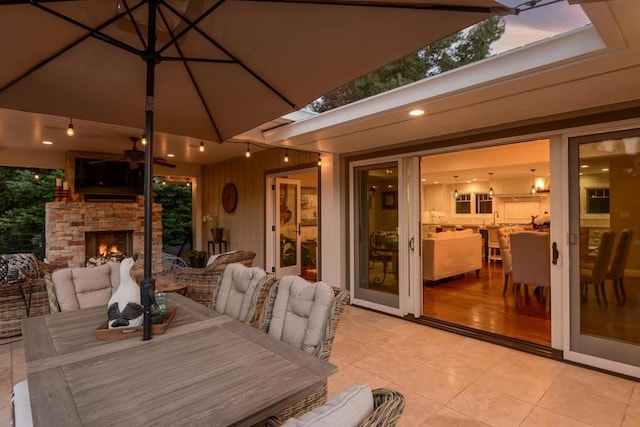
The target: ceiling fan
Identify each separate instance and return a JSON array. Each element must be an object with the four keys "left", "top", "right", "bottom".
[{"left": 125, "top": 137, "right": 176, "bottom": 169}]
